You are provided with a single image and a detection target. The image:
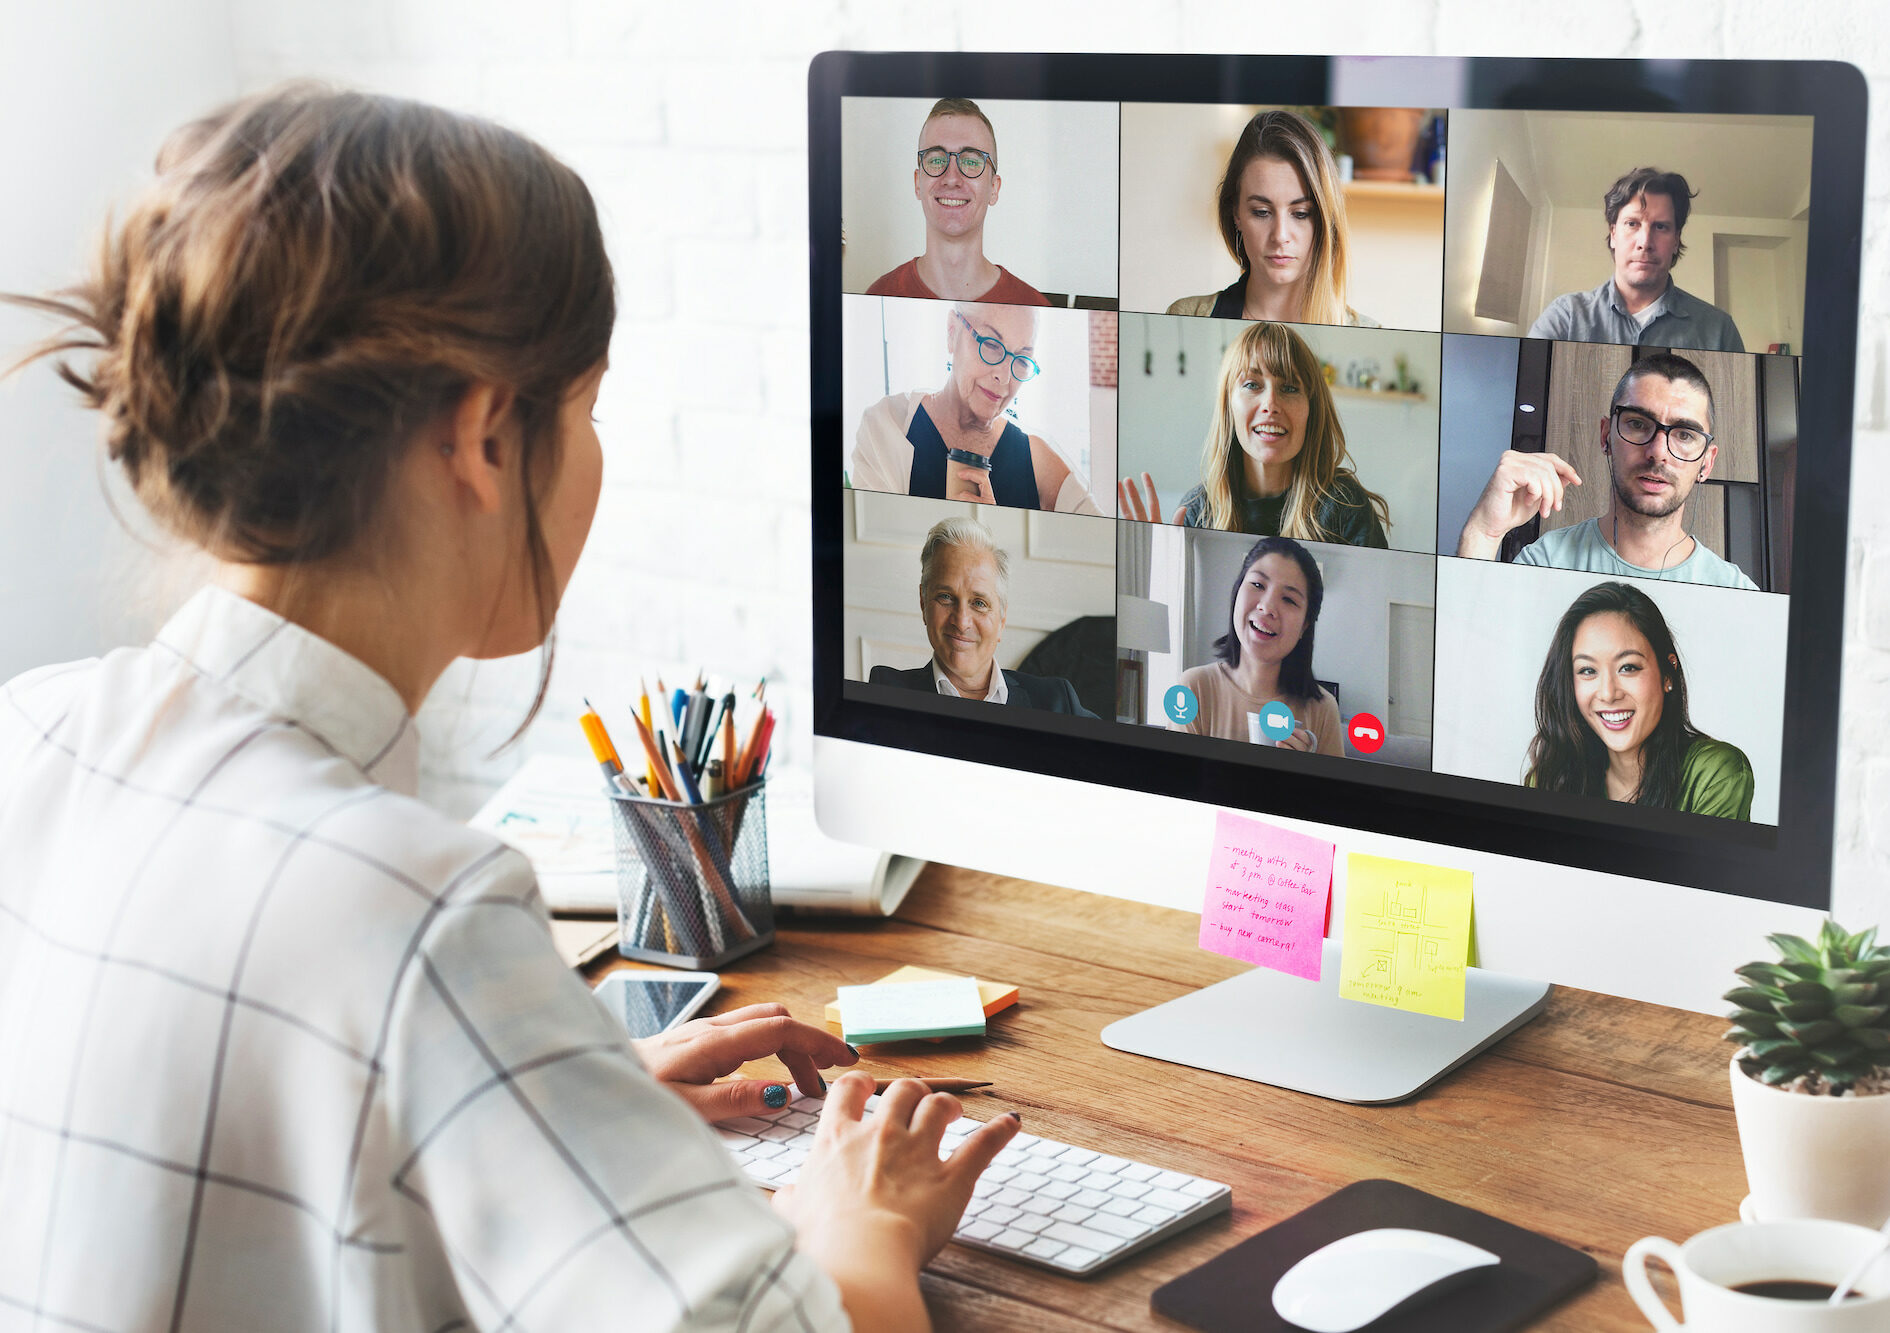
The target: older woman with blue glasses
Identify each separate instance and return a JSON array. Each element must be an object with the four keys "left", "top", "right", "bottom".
[{"left": 851, "top": 301, "right": 1101, "bottom": 513}]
